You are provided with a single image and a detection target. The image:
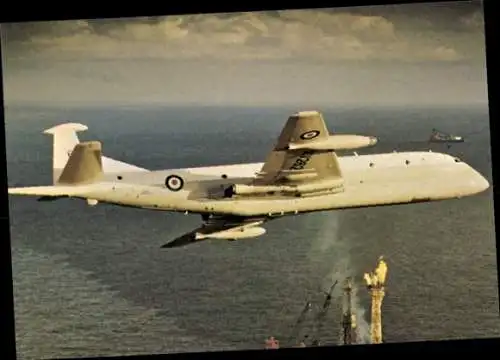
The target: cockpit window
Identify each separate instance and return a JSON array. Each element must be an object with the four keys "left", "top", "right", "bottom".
[{"left": 454, "top": 157, "right": 462, "bottom": 163}]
